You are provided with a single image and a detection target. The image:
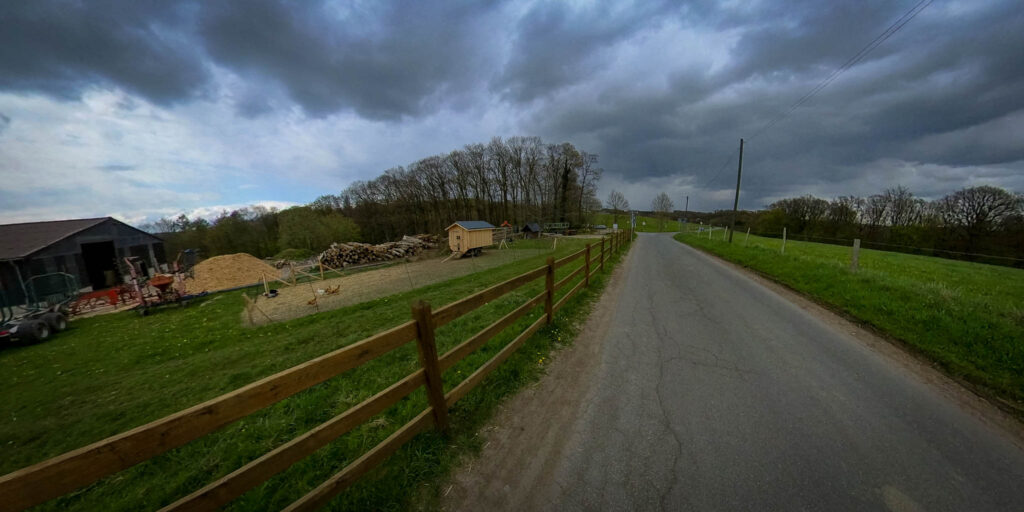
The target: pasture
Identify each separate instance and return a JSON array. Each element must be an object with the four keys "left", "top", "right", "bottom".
[{"left": 0, "top": 237, "right": 627, "bottom": 511}]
